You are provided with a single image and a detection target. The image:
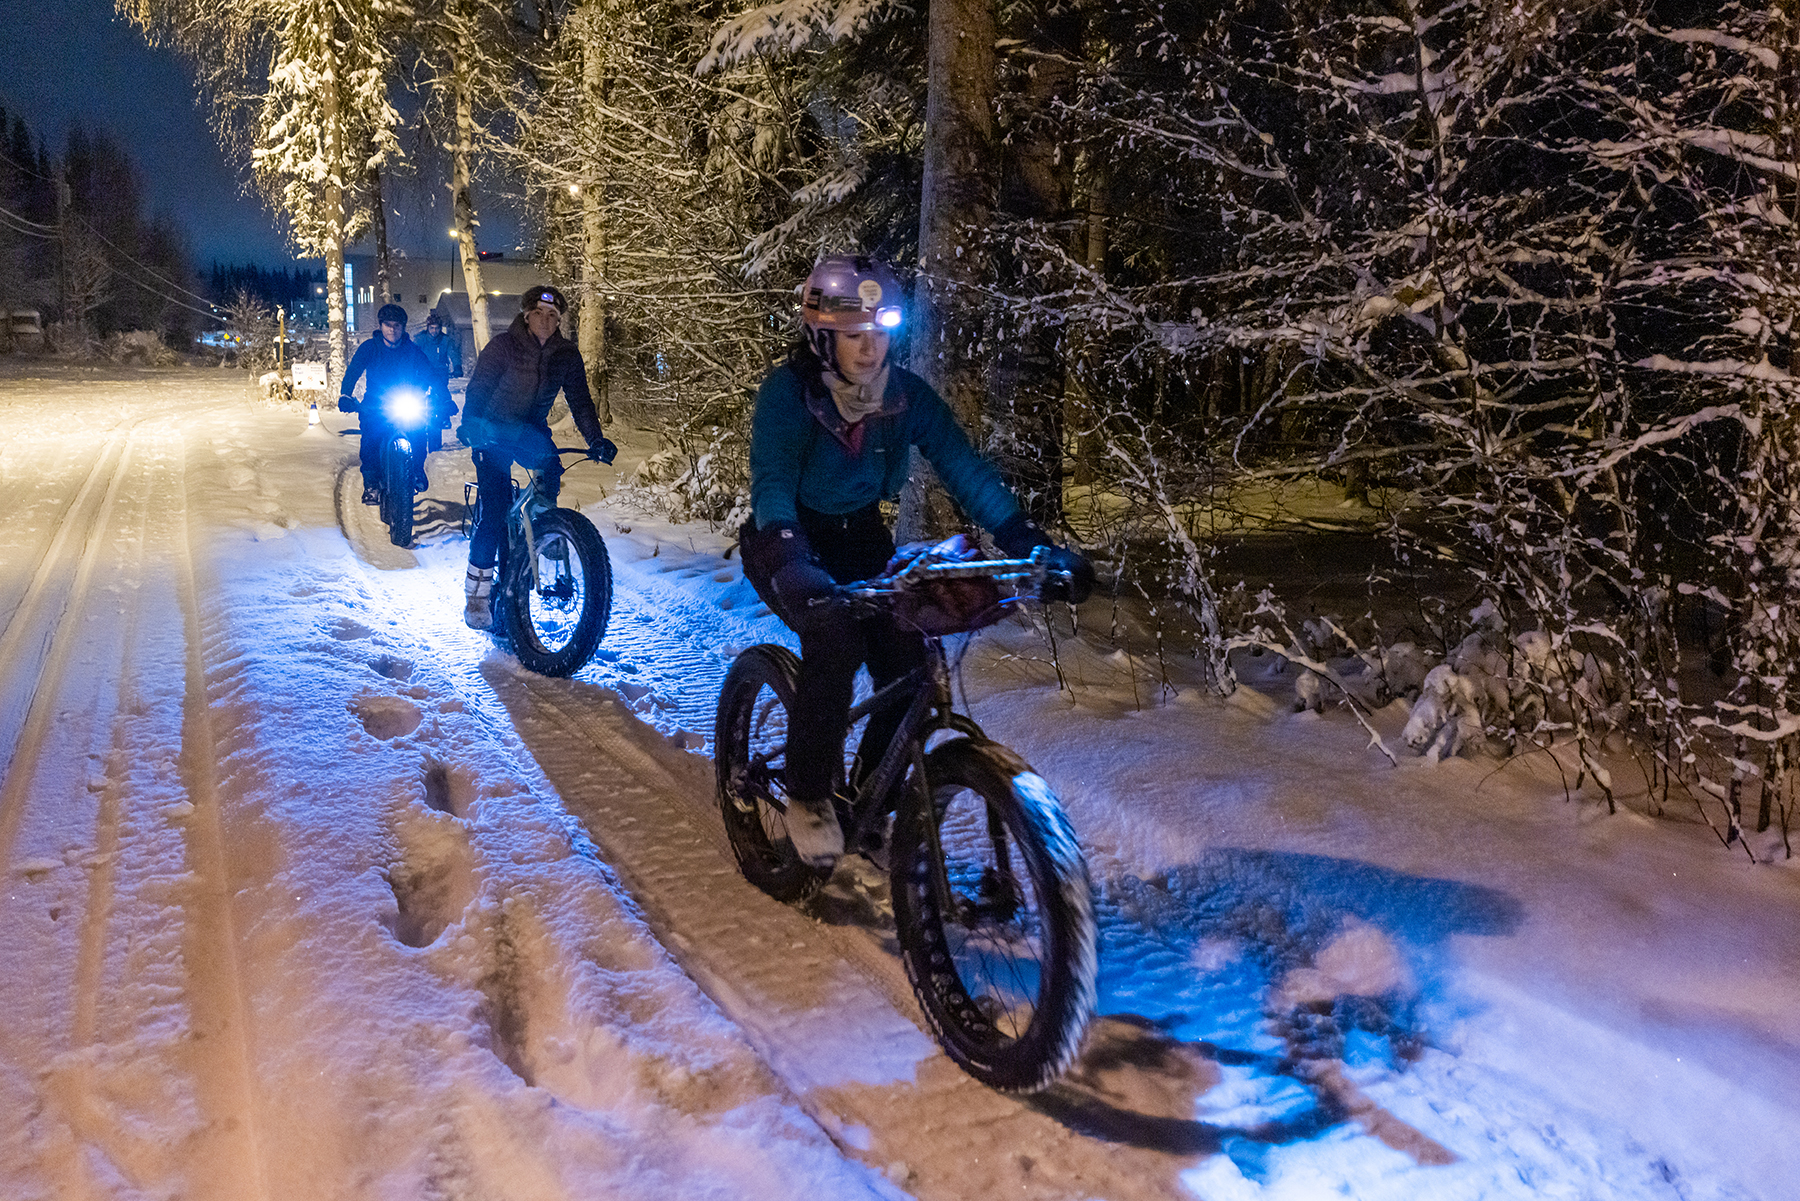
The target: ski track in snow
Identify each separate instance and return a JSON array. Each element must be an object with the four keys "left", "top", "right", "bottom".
[{"left": 1, "top": 366, "right": 1794, "bottom": 1201}]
